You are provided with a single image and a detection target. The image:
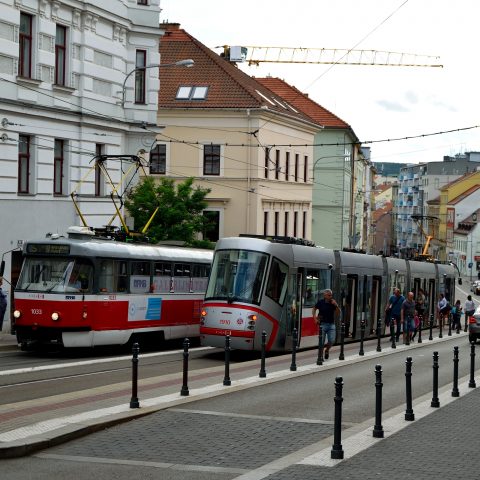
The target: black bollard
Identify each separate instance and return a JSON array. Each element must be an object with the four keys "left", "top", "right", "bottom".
[
  {"left": 417, "top": 314, "right": 423, "bottom": 343},
  {"left": 390, "top": 319, "right": 396, "bottom": 349},
  {"left": 448, "top": 313, "right": 452, "bottom": 336},
  {"left": 376, "top": 318, "right": 382, "bottom": 352},
  {"left": 331, "top": 376, "right": 344, "bottom": 459},
  {"left": 290, "top": 328, "right": 298, "bottom": 371},
  {"left": 129, "top": 342, "right": 140, "bottom": 409},
  {"left": 259, "top": 330, "right": 267, "bottom": 378},
  {"left": 452, "top": 346, "right": 459, "bottom": 397},
  {"left": 405, "top": 356, "right": 415, "bottom": 421},
  {"left": 431, "top": 351, "right": 440, "bottom": 408},
  {"left": 180, "top": 338, "right": 190, "bottom": 396},
  {"left": 429, "top": 314, "right": 434, "bottom": 341},
  {"left": 317, "top": 324, "right": 324, "bottom": 366},
  {"left": 359, "top": 319, "right": 365, "bottom": 356},
  {"left": 339, "top": 322, "right": 345, "bottom": 360},
  {"left": 373, "top": 365, "right": 384, "bottom": 438},
  {"left": 223, "top": 335, "right": 231, "bottom": 386},
  {"left": 469, "top": 343, "right": 476, "bottom": 388}
]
